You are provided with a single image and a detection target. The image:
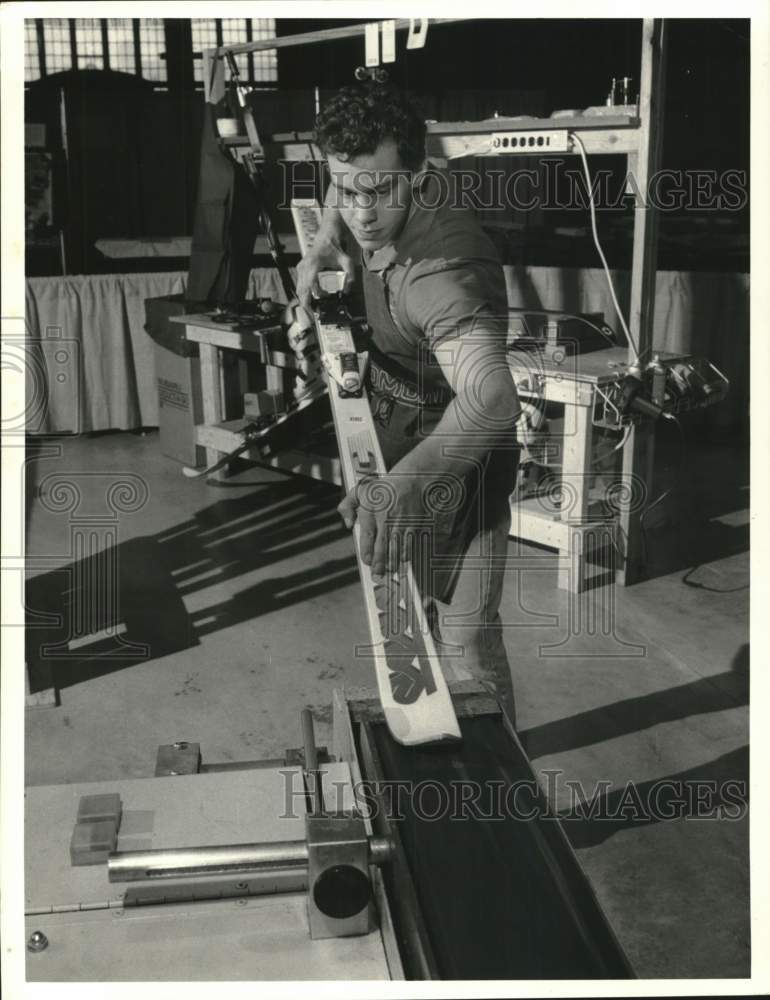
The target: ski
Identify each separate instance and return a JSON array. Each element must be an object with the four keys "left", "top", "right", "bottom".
[{"left": 291, "top": 199, "right": 461, "bottom": 745}]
